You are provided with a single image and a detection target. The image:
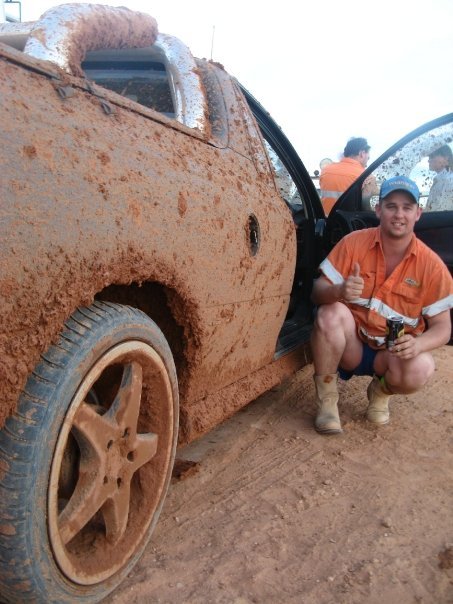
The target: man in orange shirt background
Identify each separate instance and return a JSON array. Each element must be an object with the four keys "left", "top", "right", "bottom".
[
  {"left": 320, "top": 137, "right": 374, "bottom": 215},
  {"left": 310, "top": 176, "right": 453, "bottom": 435}
]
